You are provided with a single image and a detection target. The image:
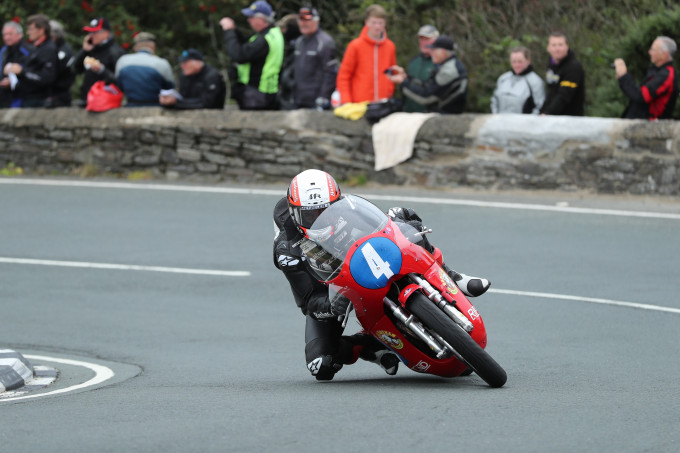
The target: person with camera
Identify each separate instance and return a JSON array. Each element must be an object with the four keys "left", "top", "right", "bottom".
[
  {"left": 385, "top": 35, "right": 468, "bottom": 114},
  {"left": 220, "top": 0, "right": 284, "bottom": 110},
  {"left": 614, "top": 36, "right": 678, "bottom": 120}
]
